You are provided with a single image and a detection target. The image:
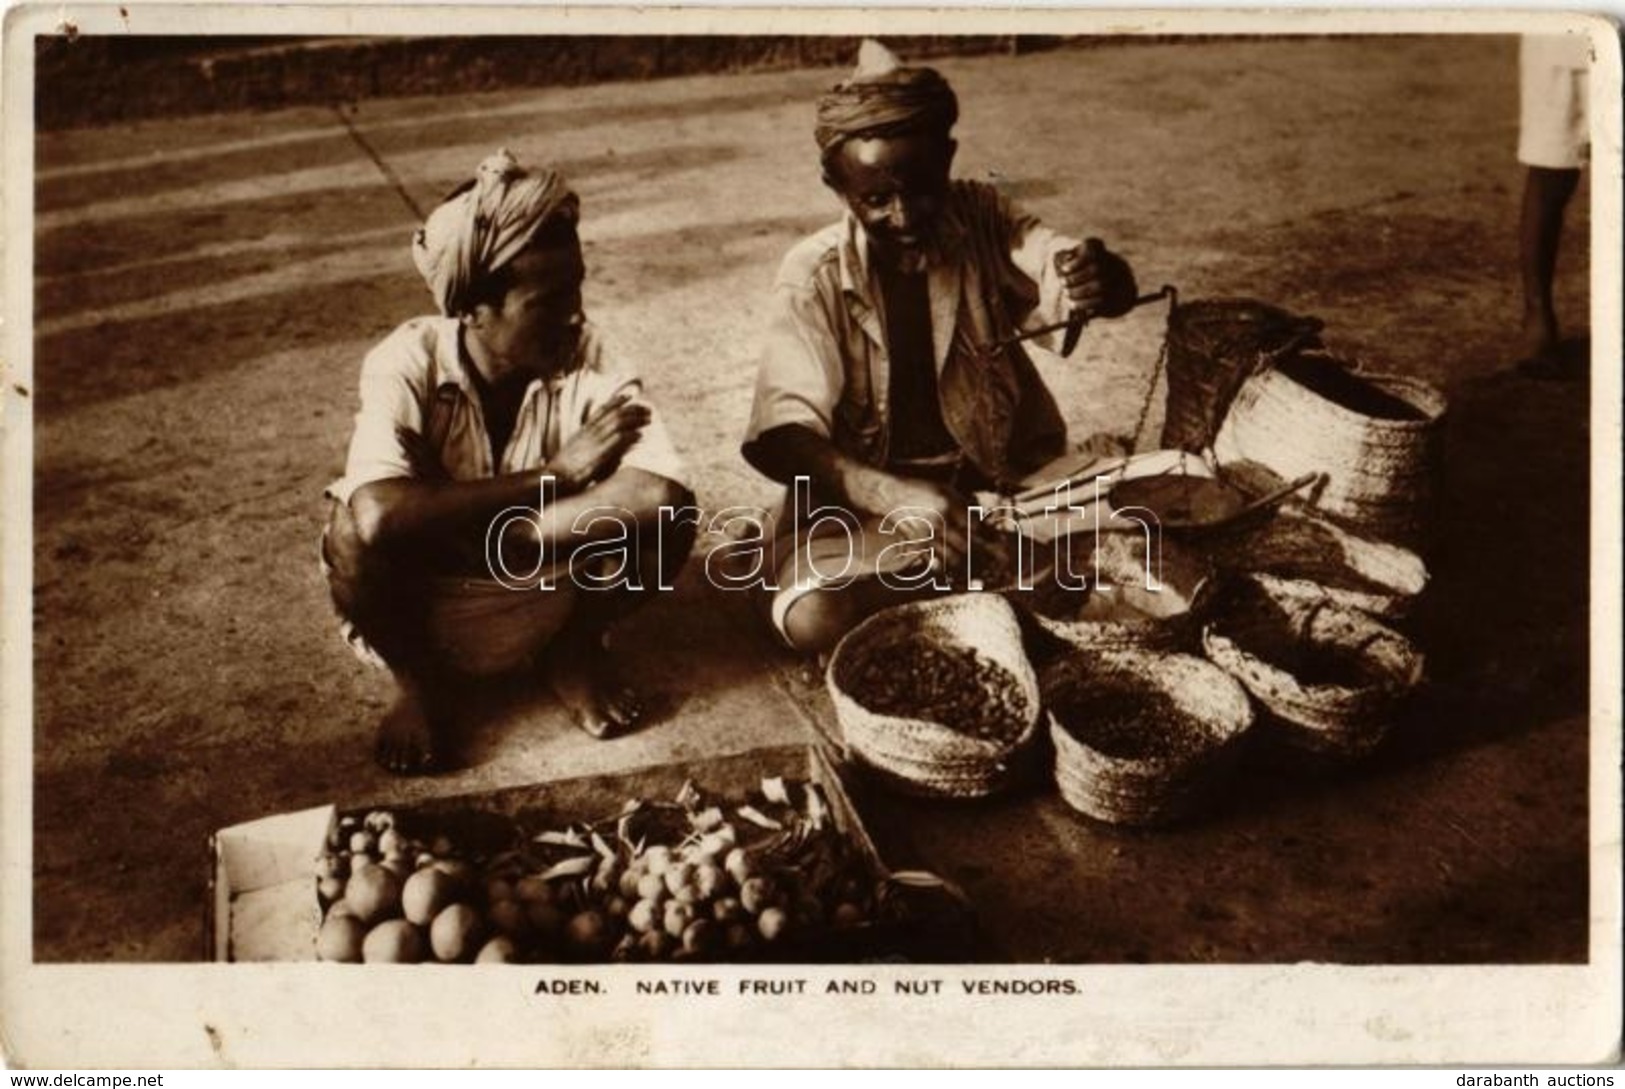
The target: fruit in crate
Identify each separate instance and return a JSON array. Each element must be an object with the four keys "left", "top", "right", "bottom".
[
  {"left": 363, "top": 919, "right": 425, "bottom": 964},
  {"left": 309, "top": 778, "right": 891, "bottom": 964}
]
